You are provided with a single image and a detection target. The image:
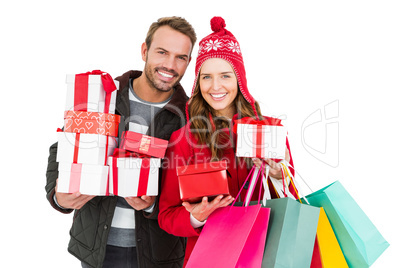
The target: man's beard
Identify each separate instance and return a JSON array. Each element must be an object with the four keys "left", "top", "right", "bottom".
[{"left": 144, "top": 63, "right": 182, "bottom": 93}]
